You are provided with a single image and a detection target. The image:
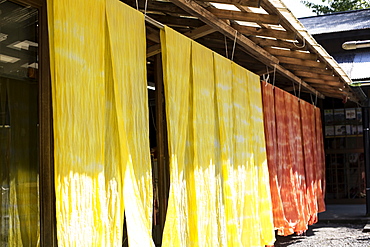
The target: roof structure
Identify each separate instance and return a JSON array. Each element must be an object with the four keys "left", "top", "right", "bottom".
[
  {"left": 128, "top": 0, "right": 361, "bottom": 102},
  {"left": 300, "top": 8, "right": 370, "bottom": 35}
]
